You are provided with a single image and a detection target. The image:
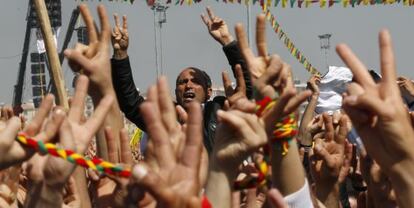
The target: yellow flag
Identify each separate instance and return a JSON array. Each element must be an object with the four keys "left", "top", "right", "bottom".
[
  {"left": 291, "top": 48, "right": 297, "bottom": 56},
  {"left": 305, "top": 0, "right": 312, "bottom": 7},
  {"left": 130, "top": 128, "right": 143, "bottom": 149},
  {"left": 282, "top": 0, "right": 288, "bottom": 7},
  {"left": 363, "top": 0, "right": 370, "bottom": 5},
  {"left": 320, "top": 0, "right": 326, "bottom": 7},
  {"left": 266, "top": 11, "right": 272, "bottom": 20},
  {"left": 343, "top": 0, "right": 350, "bottom": 7},
  {"left": 403, "top": 0, "right": 409, "bottom": 5}
]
